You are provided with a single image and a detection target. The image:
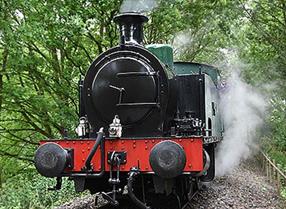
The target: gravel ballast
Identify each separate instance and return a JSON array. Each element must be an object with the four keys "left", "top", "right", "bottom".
[
  {"left": 189, "top": 161, "right": 285, "bottom": 209},
  {"left": 55, "top": 160, "right": 285, "bottom": 209}
]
